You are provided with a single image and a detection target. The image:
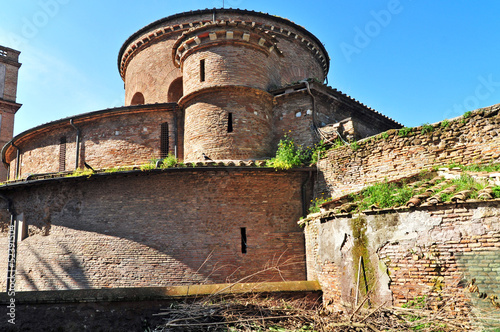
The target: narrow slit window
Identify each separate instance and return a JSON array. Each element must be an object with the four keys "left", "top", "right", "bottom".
[
  {"left": 200, "top": 59, "right": 205, "bottom": 82},
  {"left": 160, "top": 122, "right": 169, "bottom": 158},
  {"left": 240, "top": 227, "right": 247, "bottom": 254},
  {"left": 227, "top": 112, "right": 233, "bottom": 133},
  {"left": 59, "top": 136, "right": 66, "bottom": 172}
]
